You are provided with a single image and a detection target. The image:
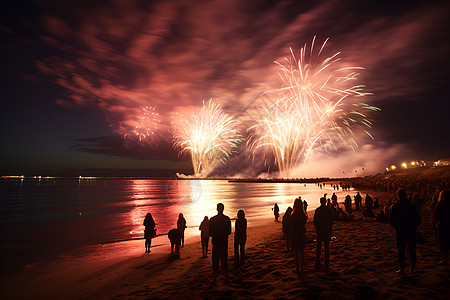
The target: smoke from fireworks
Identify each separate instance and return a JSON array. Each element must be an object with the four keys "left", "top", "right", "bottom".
[
  {"left": 250, "top": 37, "right": 379, "bottom": 177},
  {"left": 173, "top": 100, "right": 242, "bottom": 177}
]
